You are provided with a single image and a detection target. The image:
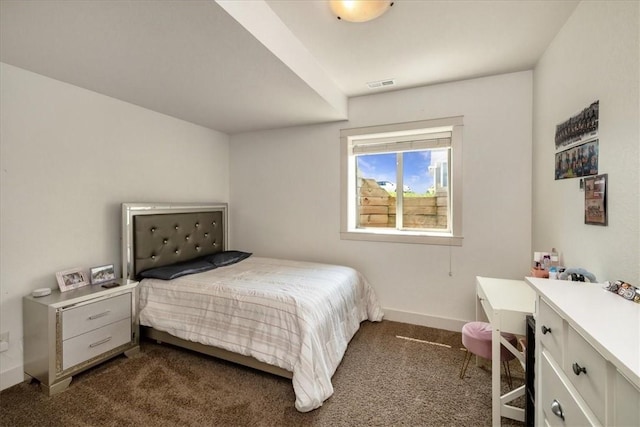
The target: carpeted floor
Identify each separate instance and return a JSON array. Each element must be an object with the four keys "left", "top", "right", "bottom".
[{"left": 0, "top": 320, "right": 524, "bottom": 426}]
